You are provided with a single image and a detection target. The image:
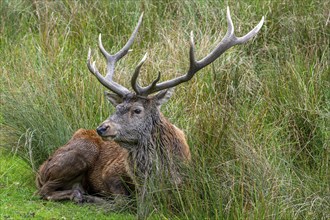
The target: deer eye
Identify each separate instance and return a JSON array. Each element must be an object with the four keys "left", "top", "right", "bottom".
[{"left": 133, "top": 108, "right": 142, "bottom": 114}]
